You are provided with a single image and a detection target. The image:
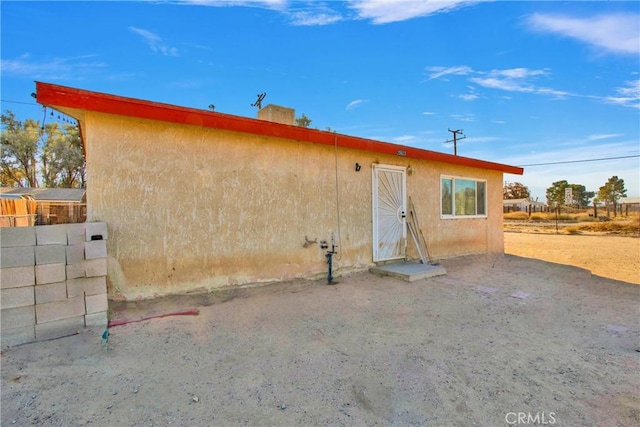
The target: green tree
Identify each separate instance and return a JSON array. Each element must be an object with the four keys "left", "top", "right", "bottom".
[
  {"left": 295, "top": 113, "right": 312, "bottom": 128},
  {"left": 545, "top": 180, "right": 568, "bottom": 207},
  {"left": 598, "top": 176, "right": 626, "bottom": 217},
  {"left": 503, "top": 182, "right": 531, "bottom": 199},
  {"left": 1, "top": 111, "right": 40, "bottom": 187},
  {"left": 566, "top": 184, "right": 594, "bottom": 209},
  {"left": 41, "top": 122, "right": 85, "bottom": 188},
  {"left": 1, "top": 110, "right": 85, "bottom": 189}
]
